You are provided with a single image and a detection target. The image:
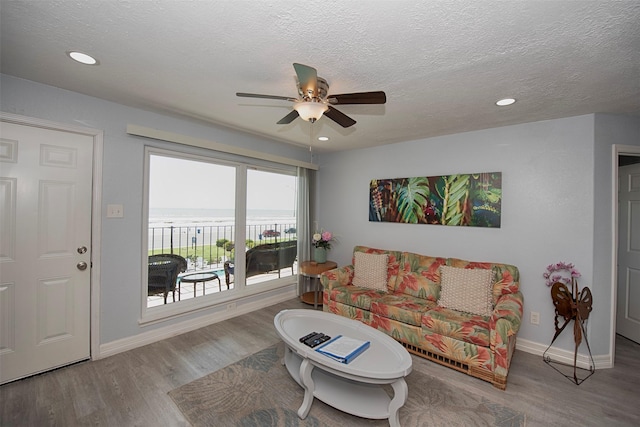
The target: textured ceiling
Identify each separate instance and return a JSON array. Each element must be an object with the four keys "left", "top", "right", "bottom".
[{"left": 1, "top": 1, "right": 639, "bottom": 152}]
